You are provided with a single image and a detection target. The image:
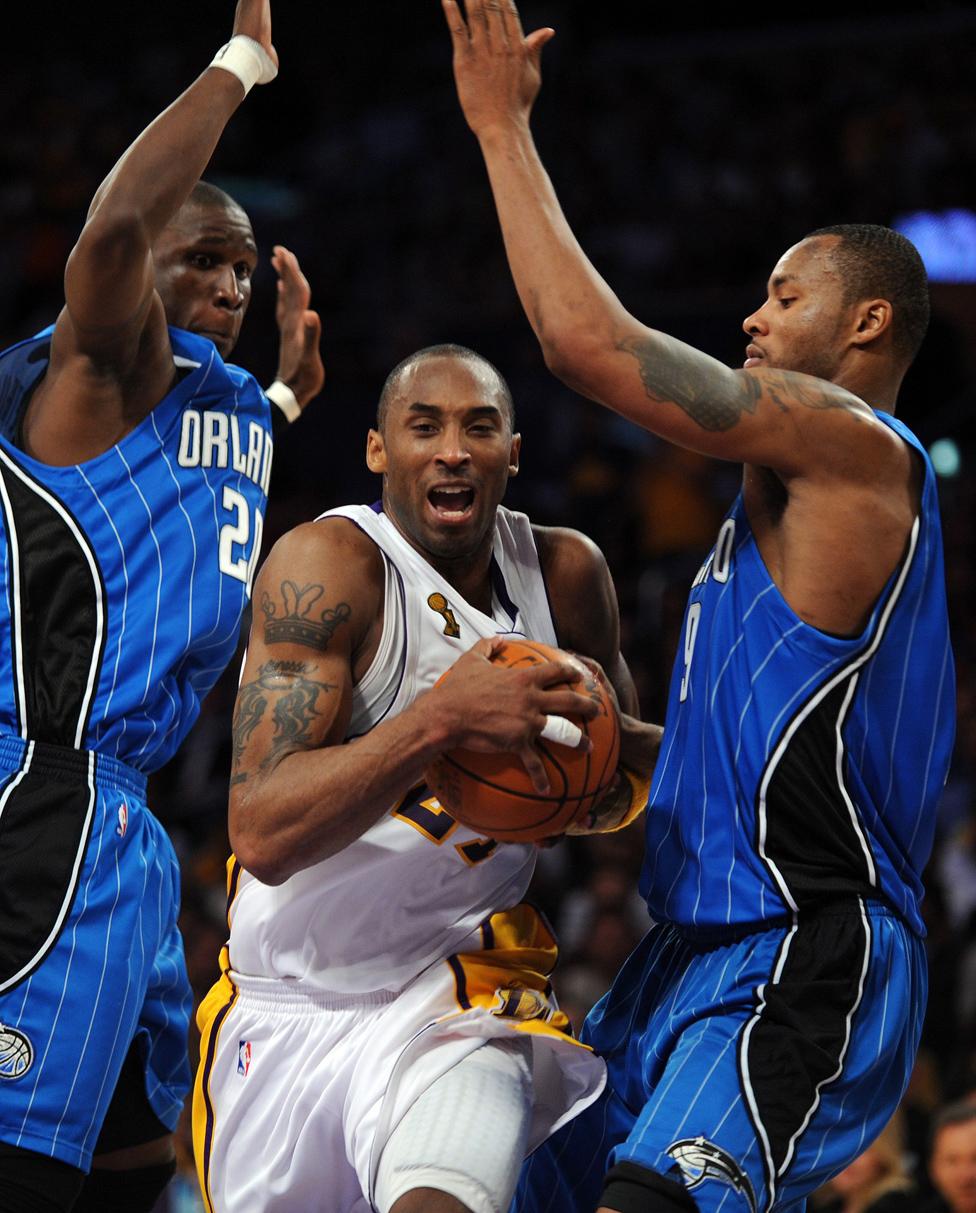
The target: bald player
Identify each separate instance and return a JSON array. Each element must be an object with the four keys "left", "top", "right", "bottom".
[{"left": 193, "top": 343, "right": 661, "bottom": 1213}]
